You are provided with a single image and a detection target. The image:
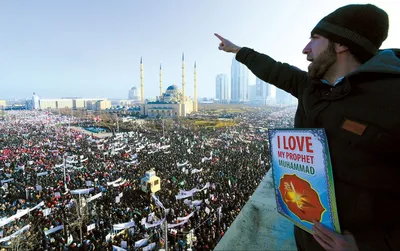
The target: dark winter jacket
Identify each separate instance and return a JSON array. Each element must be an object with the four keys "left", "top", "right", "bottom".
[{"left": 236, "top": 47, "right": 400, "bottom": 251}]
